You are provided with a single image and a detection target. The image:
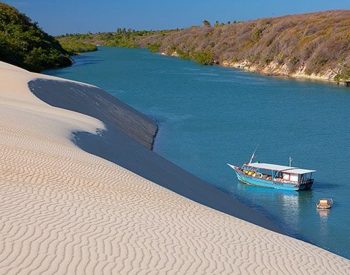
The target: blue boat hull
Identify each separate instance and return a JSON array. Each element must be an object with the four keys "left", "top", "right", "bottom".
[{"left": 234, "top": 169, "right": 312, "bottom": 191}]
